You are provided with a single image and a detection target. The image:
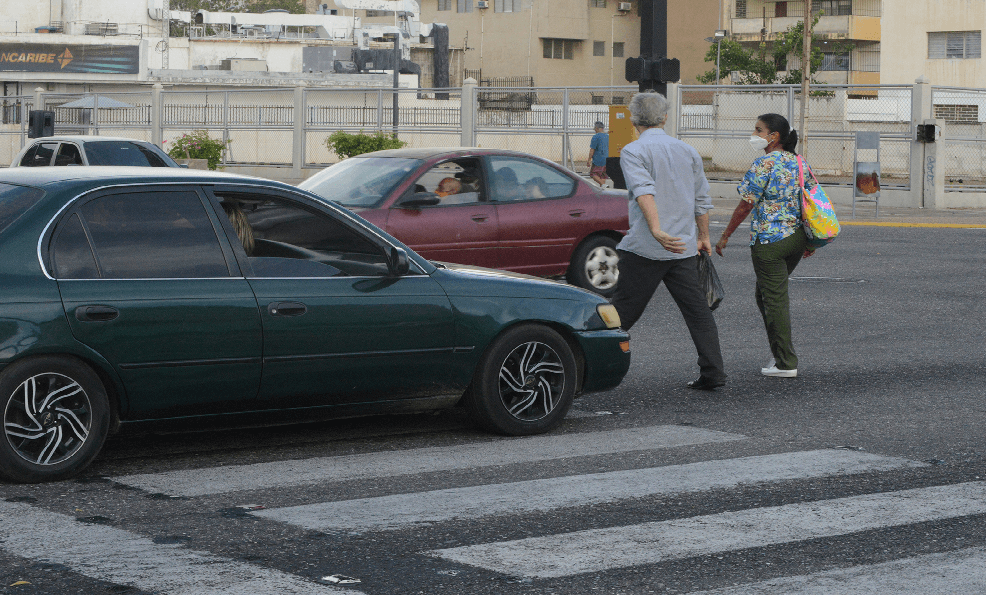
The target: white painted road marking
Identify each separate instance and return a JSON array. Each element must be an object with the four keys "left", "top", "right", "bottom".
[
  {"left": 692, "top": 547, "right": 986, "bottom": 595},
  {"left": 110, "top": 425, "right": 745, "bottom": 497},
  {"left": 429, "top": 481, "right": 986, "bottom": 578},
  {"left": 254, "top": 450, "right": 925, "bottom": 532},
  {"left": 0, "top": 501, "right": 362, "bottom": 595}
]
